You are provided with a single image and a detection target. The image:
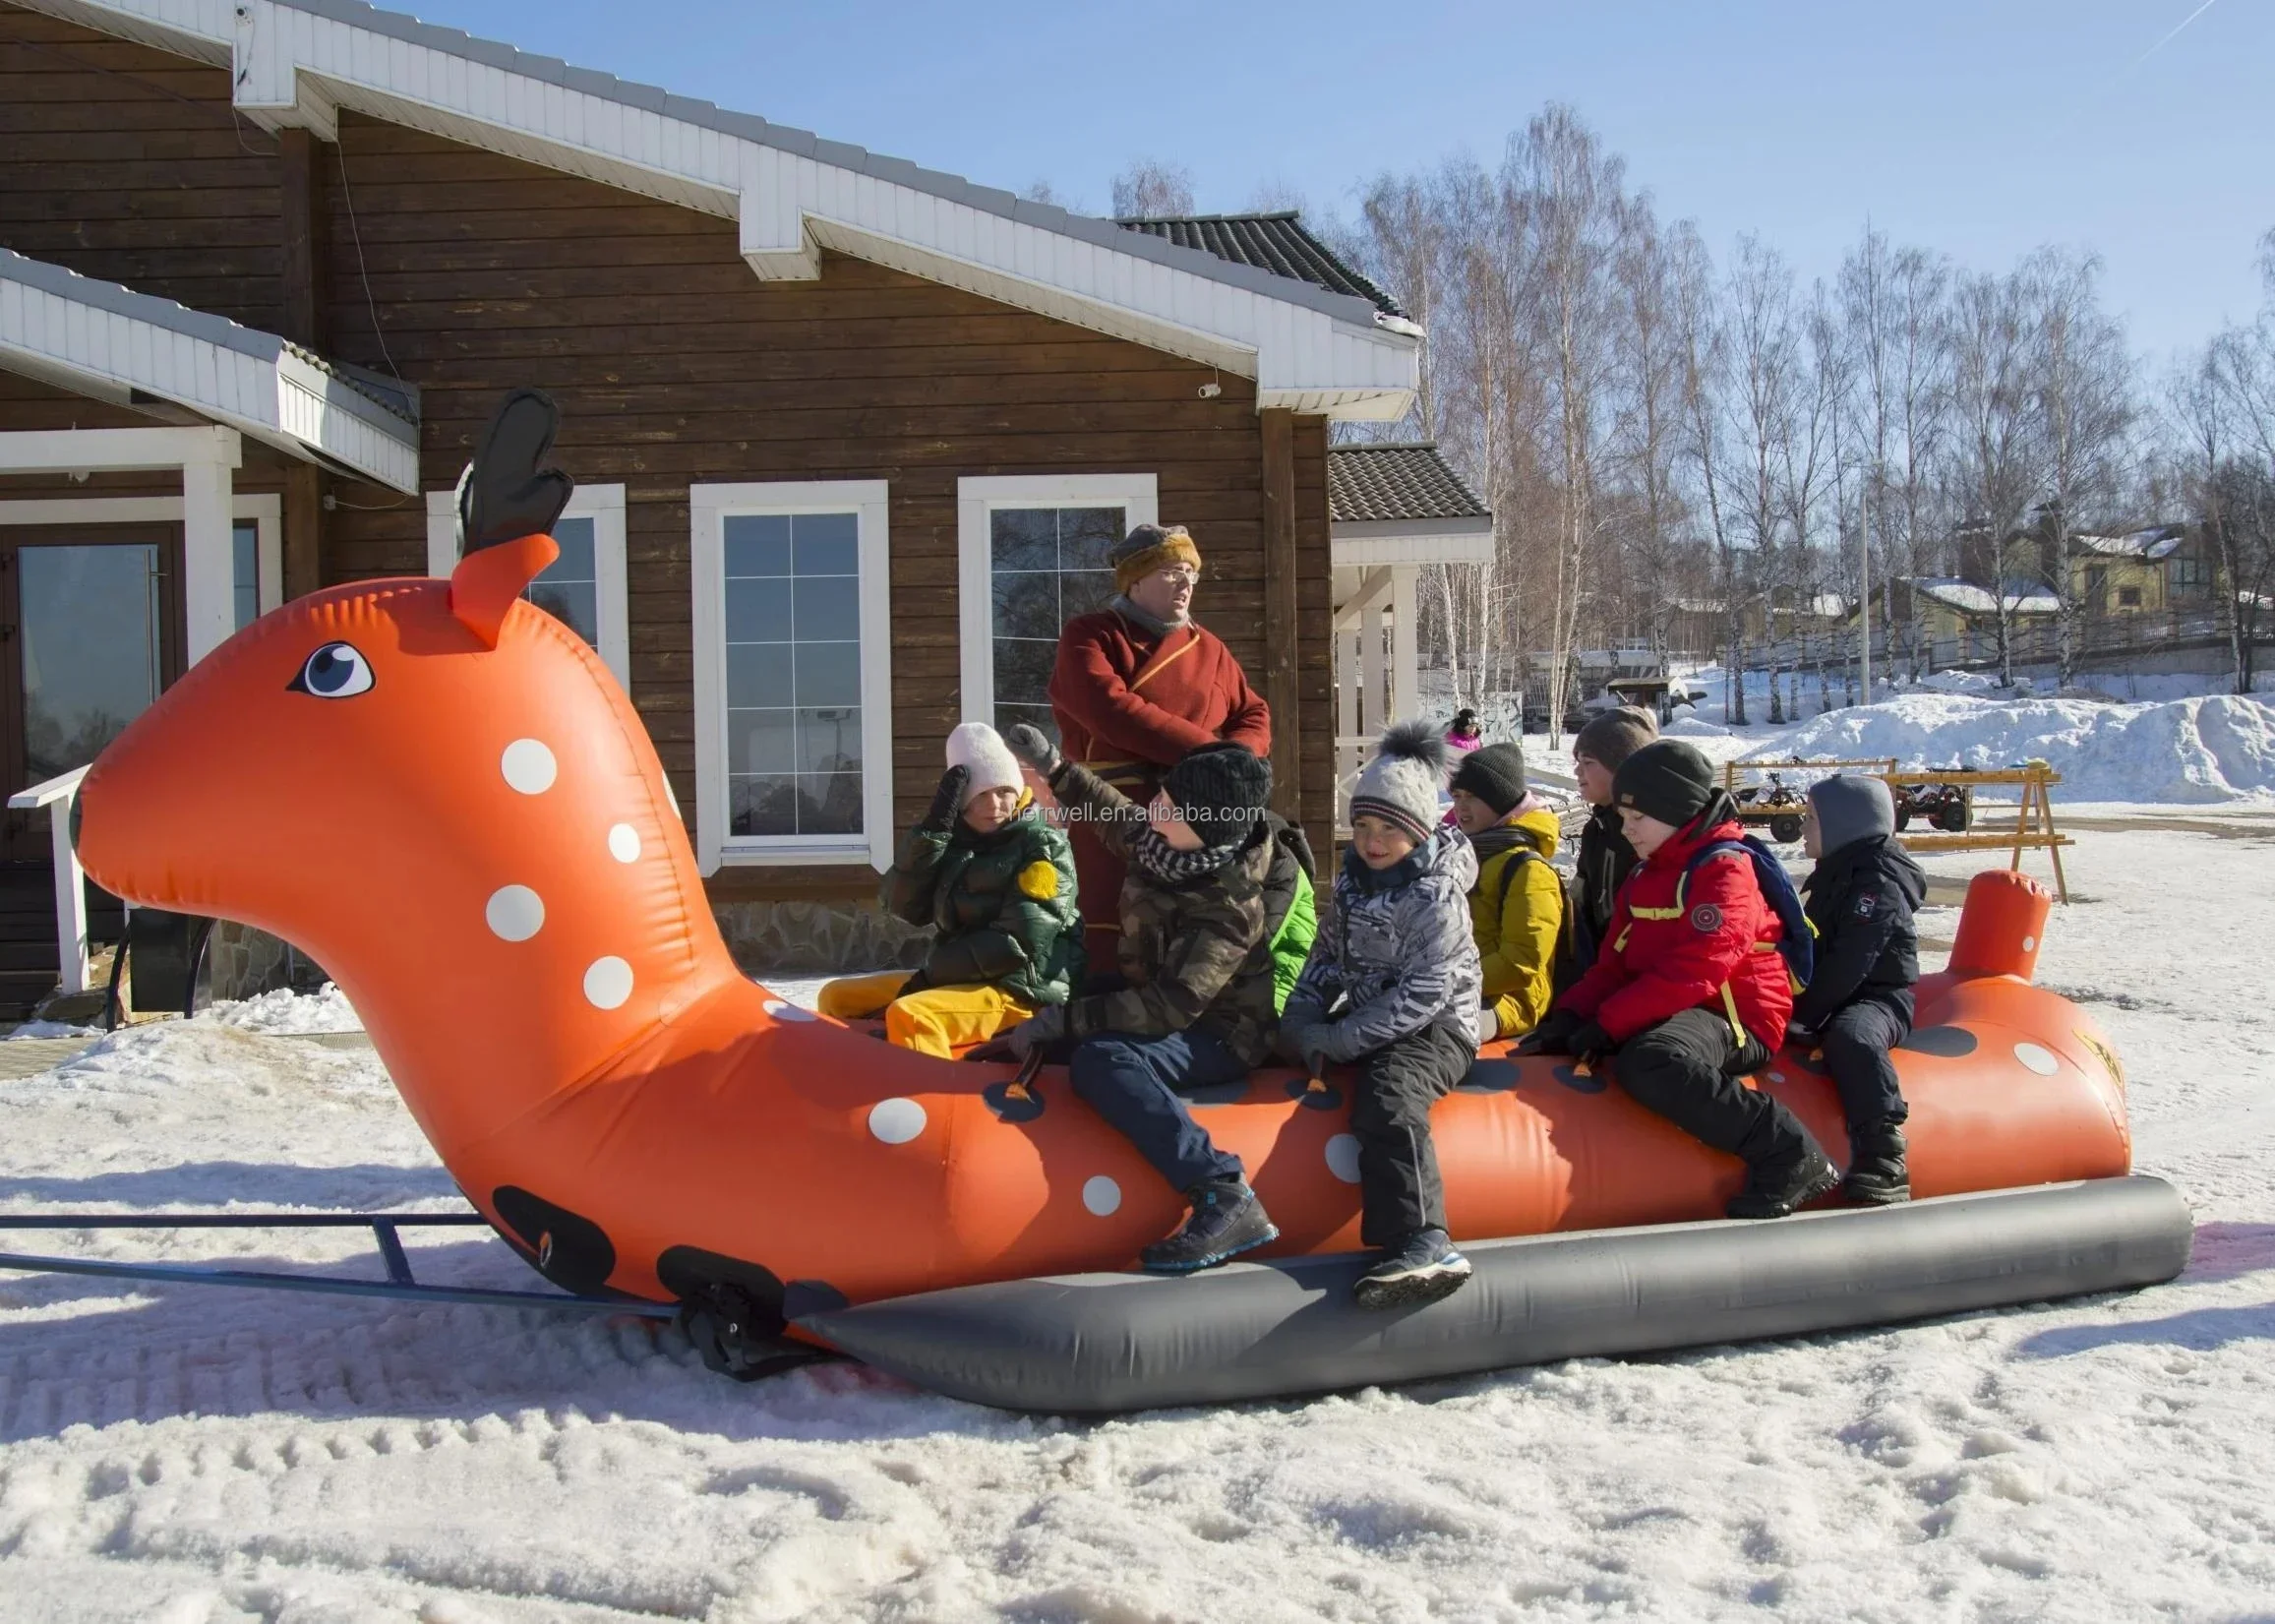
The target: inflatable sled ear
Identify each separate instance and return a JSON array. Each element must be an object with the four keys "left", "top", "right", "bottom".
[{"left": 450, "top": 389, "right": 572, "bottom": 646}]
